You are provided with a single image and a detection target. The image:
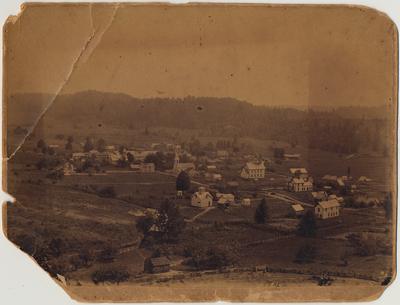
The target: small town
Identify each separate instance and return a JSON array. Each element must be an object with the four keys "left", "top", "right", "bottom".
[{"left": 7, "top": 128, "right": 393, "bottom": 288}]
